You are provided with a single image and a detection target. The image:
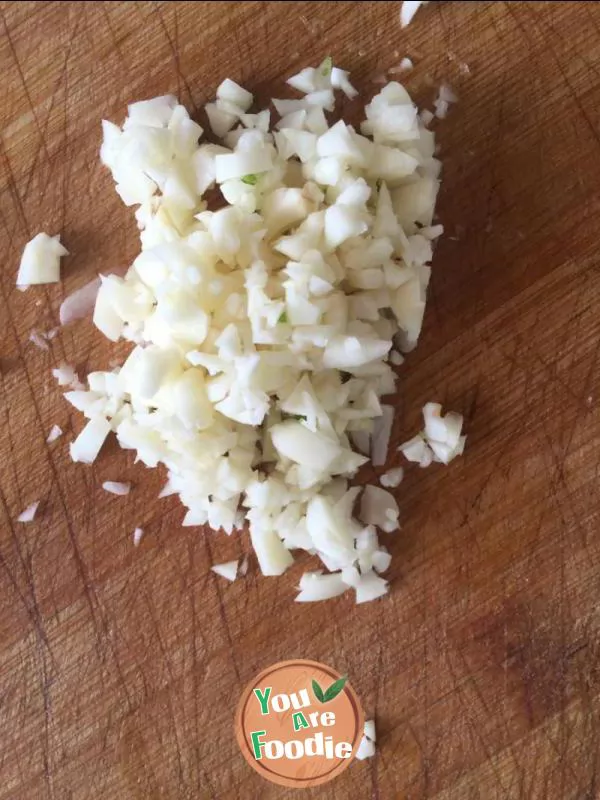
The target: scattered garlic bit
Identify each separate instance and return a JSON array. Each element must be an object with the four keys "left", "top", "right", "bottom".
[
  {"left": 389, "top": 58, "right": 414, "bottom": 75},
  {"left": 16, "top": 233, "right": 68, "bottom": 287},
  {"left": 60, "top": 277, "right": 102, "bottom": 325},
  {"left": 400, "top": 0, "right": 429, "bottom": 28},
  {"left": 211, "top": 560, "right": 239, "bottom": 581},
  {"left": 295, "top": 571, "right": 347, "bottom": 602},
  {"left": 52, "top": 363, "right": 78, "bottom": 387},
  {"left": 354, "top": 569, "right": 389, "bottom": 603},
  {"left": 438, "top": 84, "right": 458, "bottom": 104},
  {"left": 133, "top": 527, "right": 144, "bottom": 546},
  {"left": 364, "top": 719, "right": 376, "bottom": 742},
  {"left": 399, "top": 403, "right": 465, "bottom": 467},
  {"left": 70, "top": 416, "right": 111, "bottom": 464},
  {"left": 331, "top": 66, "right": 359, "bottom": 99},
  {"left": 63, "top": 59, "right": 454, "bottom": 604},
  {"left": 29, "top": 329, "right": 50, "bottom": 350},
  {"left": 18, "top": 501, "right": 40, "bottom": 523},
  {"left": 102, "top": 481, "right": 131, "bottom": 496},
  {"left": 398, "top": 433, "right": 432, "bottom": 467},
  {"left": 354, "top": 526, "right": 382, "bottom": 573},
  {"left": 292, "top": 528, "right": 392, "bottom": 604},
  {"left": 371, "top": 548, "right": 392, "bottom": 574},
  {"left": 356, "top": 719, "right": 377, "bottom": 759},
  {"left": 371, "top": 405, "right": 394, "bottom": 467},
  {"left": 359, "top": 485, "right": 400, "bottom": 533},
  {"left": 52, "top": 362, "right": 85, "bottom": 391},
  {"left": 423, "top": 402, "right": 466, "bottom": 463},
  {"left": 380, "top": 466, "right": 404, "bottom": 488},
  {"left": 434, "top": 84, "right": 458, "bottom": 120},
  {"left": 350, "top": 429, "right": 371, "bottom": 456},
  {"left": 46, "top": 424, "right": 63, "bottom": 443}
]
